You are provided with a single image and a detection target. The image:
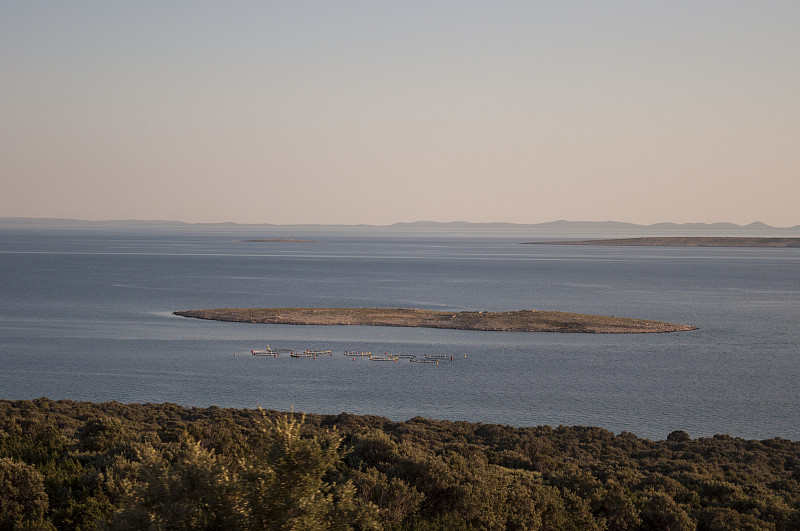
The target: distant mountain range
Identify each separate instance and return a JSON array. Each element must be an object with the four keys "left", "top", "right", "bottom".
[
  {"left": 1, "top": 217, "right": 799, "bottom": 233},
  {"left": 389, "top": 220, "right": 799, "bottom": 231}
]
